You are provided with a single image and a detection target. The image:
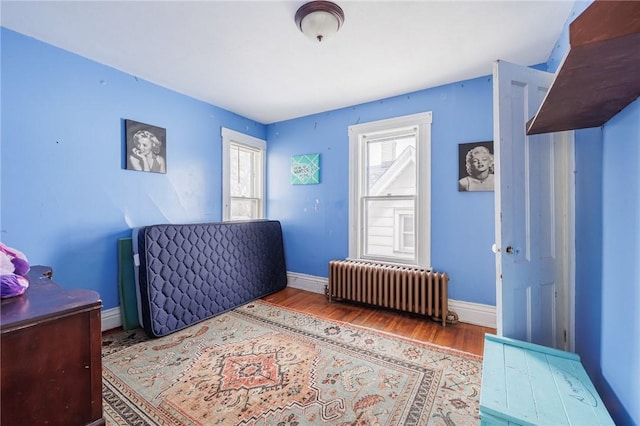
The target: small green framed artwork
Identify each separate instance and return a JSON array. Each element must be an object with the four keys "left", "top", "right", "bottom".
[{"left": 290, "top": 153, "right": 320, "bottom": 185}]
